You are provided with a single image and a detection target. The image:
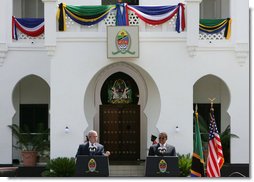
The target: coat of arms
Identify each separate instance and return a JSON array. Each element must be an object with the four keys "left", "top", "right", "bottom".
[
  {"left": 112, "top": 29, "right": 135, "bottom": 55},
  {"left": 158, "top": 159, "right": 169, "bottom": 174},
  {"left": 87, "top": 158, "right": 98, "bottom": 173}
]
